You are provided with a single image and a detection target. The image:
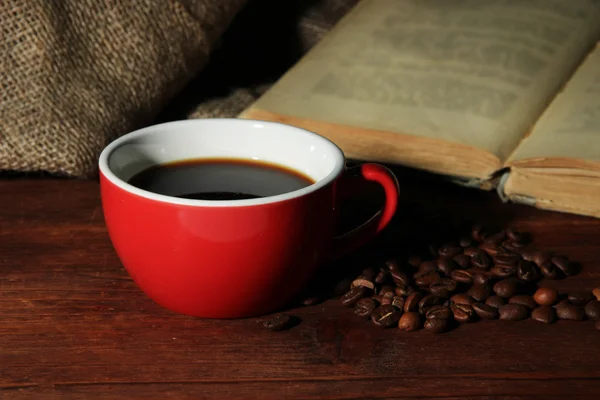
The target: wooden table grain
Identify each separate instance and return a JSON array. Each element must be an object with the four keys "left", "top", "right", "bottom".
[{"left": 1, "top": 169, "right": 599, "bottom": 399}]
